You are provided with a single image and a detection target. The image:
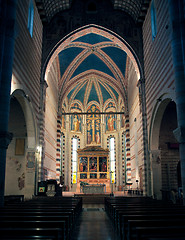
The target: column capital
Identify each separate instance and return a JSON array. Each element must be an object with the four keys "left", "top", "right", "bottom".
[{"left": 0, "top": 131, "right": 13, "bottom": 149}]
